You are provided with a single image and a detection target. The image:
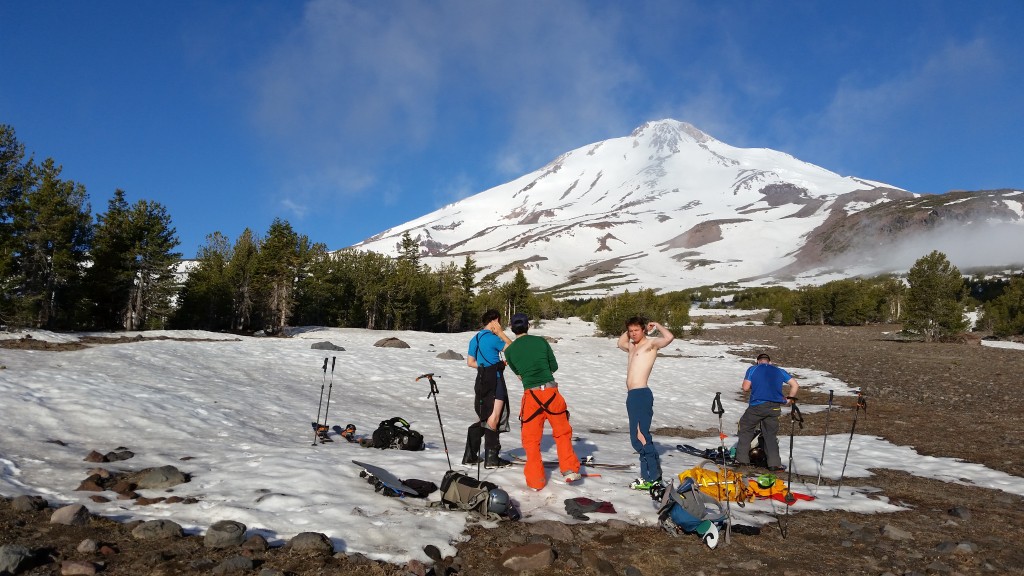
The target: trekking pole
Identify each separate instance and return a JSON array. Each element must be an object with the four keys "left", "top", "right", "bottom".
[
  {"left": 780, "top": 397, "right": 804, "bottom": 539},
  {"left": 711, "top": 392, "right": 732, "bottom": 545},
  {"left": 711, "top": 392, "right": 728, "bottom": 467},
  {"left": 312, "top": 357, "right": 328, "bottom": 446},
  {"left": 813, "top": 390, "right": 834, "bottom": 494},
  {"left": 321, "top": 357, "right": 337, "bottom": 437},
  {"left": 417, "top": 373, "right": 452, "bottom": 471},
  {"left": 835, "top": 390, "right": 867, "bottom": 497}
]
